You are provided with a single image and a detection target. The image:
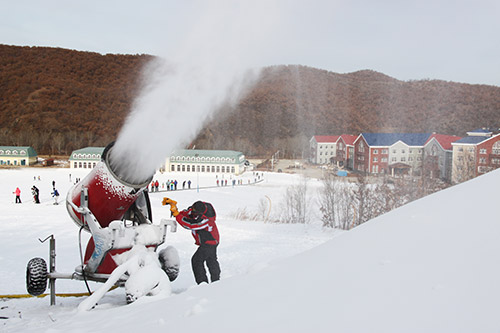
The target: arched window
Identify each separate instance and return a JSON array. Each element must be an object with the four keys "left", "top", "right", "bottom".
[{"left": 493, "top": 141, "right": 500, "bottom": 155}]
